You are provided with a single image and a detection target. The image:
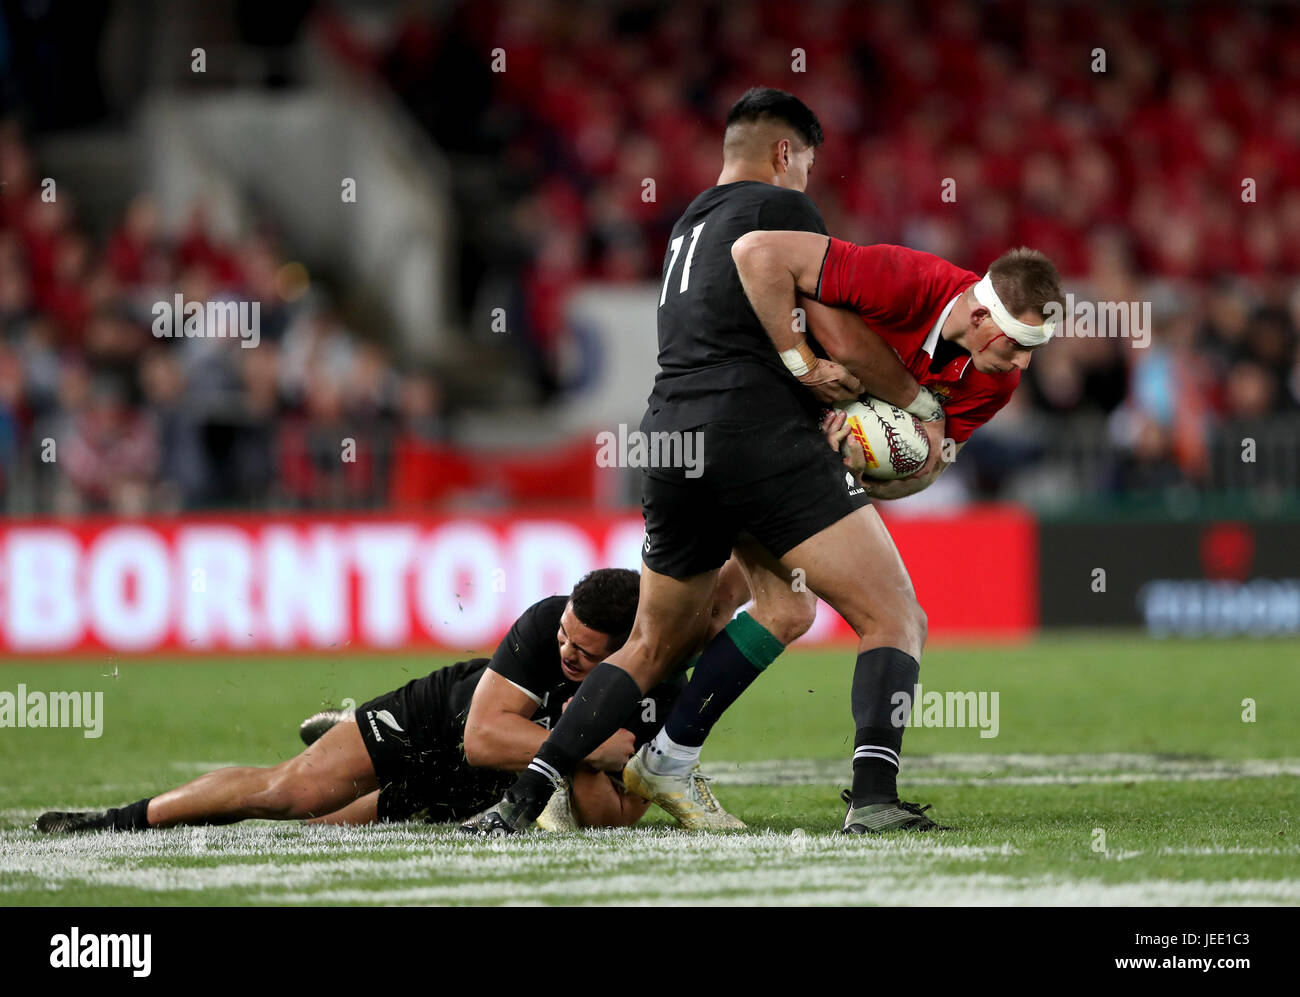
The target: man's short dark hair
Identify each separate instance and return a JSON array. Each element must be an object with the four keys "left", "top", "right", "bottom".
[
  {"left": 725, "top": 87, "right": 824, "bottom": 148},
  {"left": 988, "top": 247, "right": 1066, "bottom": 327},
  {"left": 570, "top": 568, "right": 640, "bottom": 650}
]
